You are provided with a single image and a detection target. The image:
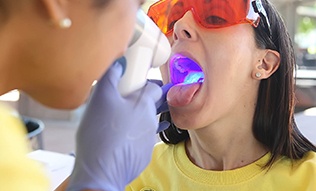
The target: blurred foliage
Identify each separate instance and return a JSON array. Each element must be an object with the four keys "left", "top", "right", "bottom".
[
  {"left": 298, "top": 16, "right": 316, "bottom": 33},
  {"left": 297, "top": 4, "right": 316, "bottom": 34}
]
